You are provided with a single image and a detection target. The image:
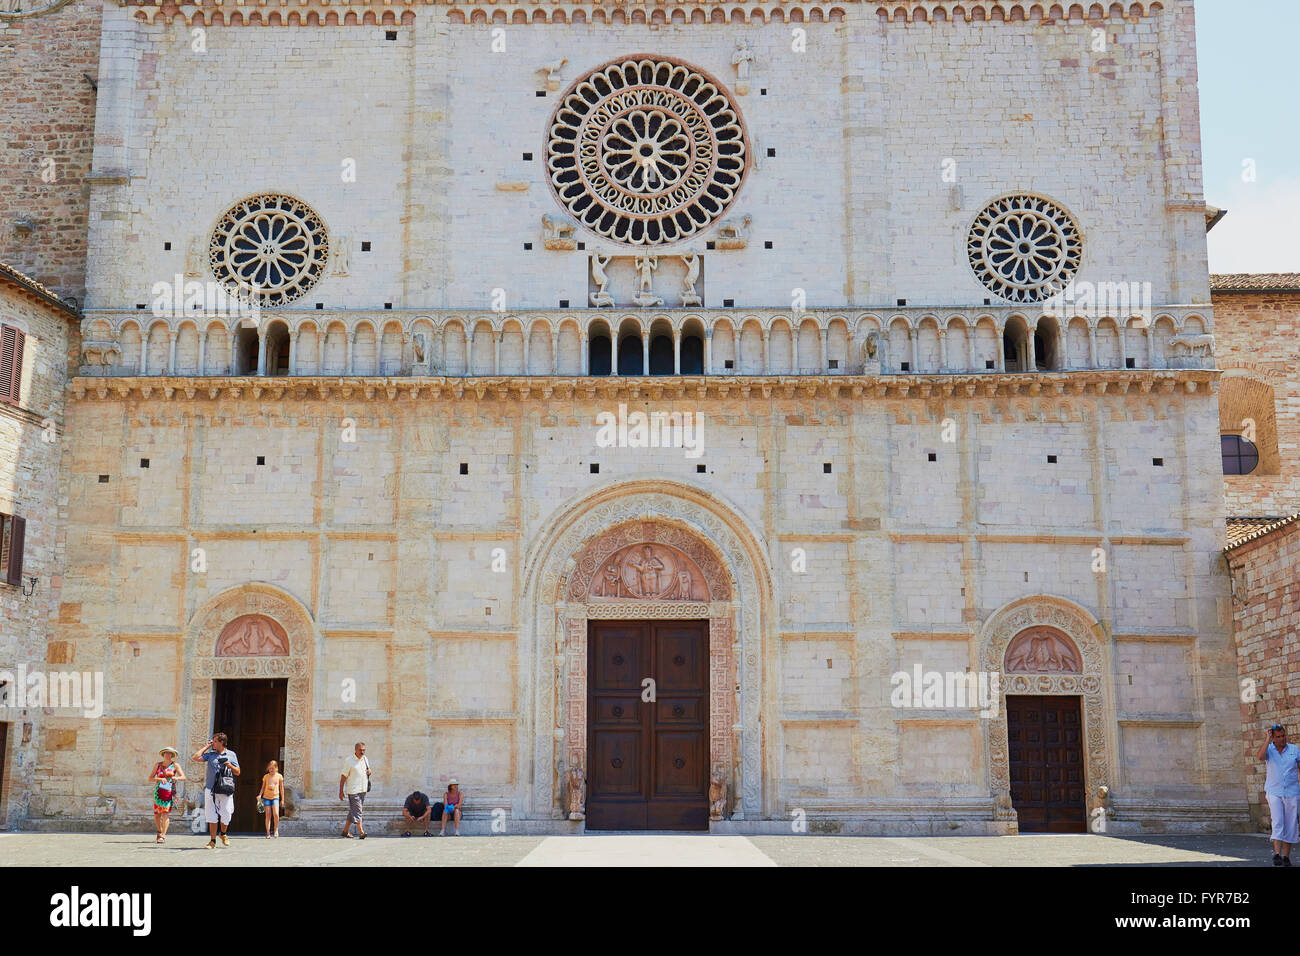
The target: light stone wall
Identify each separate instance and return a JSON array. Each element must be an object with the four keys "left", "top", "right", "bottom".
[
  {"left": 0, "top": 279, "right": 75, "bottom": 828},
  {"left": 85, "top": 1, "right": 1206, "bottom": 314},
  {"left": 29, "top": 375, "right": 1247, "bottom": 832}
]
